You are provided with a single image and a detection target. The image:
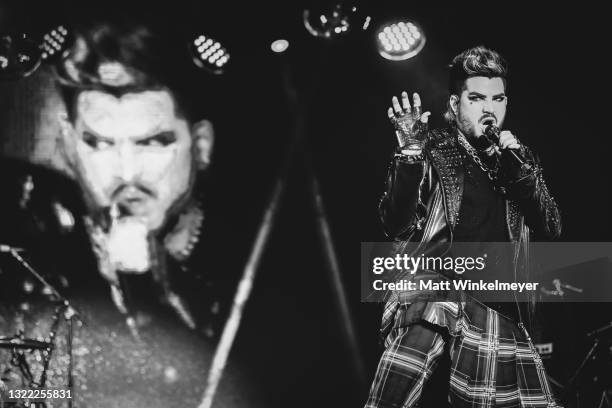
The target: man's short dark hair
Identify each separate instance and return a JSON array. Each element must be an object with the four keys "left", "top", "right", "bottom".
[
  {"left": 55, "top": 20, "right": 200, "bottom": 122},
  {"left": 444, "top": 45, "right": 508, "bottom": 123},
  {"left": 448, "top": 45, "right": 508, "bottom": 95}
]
